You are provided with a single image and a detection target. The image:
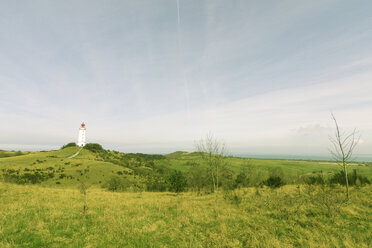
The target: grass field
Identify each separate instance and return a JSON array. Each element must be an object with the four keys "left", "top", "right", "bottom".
[
  {"left": 0, "top": 147, "right": 371, "bottom": 247},
  {"left": 0, "top": 182, "right": 371, "bottom": 247}
]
